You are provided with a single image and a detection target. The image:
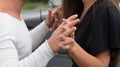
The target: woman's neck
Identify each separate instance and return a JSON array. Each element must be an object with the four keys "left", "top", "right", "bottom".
[
  {"left": 82, "top": 0, "right": 96, "bottom": 10},
  {"left": 79, "top": 0, "right": 96, "bottom": 21}
]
